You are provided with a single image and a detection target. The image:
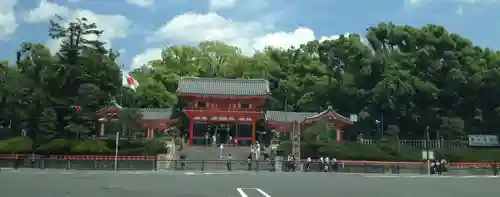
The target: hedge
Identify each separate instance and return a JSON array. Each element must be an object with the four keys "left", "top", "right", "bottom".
[
  {"left": 278, "top": 140, "right": 500, "bottom": 162},
  {"left": 0, "top": 137, "right": 166, "bottom": 156}
]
